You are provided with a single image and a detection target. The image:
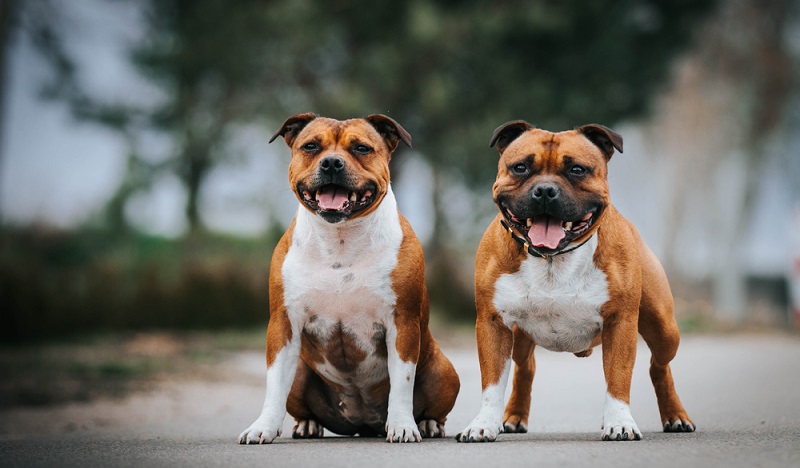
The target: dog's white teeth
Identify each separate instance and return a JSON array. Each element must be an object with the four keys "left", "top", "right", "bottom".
[
  {"left": 526, "top": 218, "right": 533, "bottom": 227},
  {"left": 349, "top": 192, "right": 357, "bottom": 203},
  {"left": 564, "top": 221, "right": 573, "bottom": 231},
  {"left": 315, "top": 190, "right": 320, "bottom": 201}
]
